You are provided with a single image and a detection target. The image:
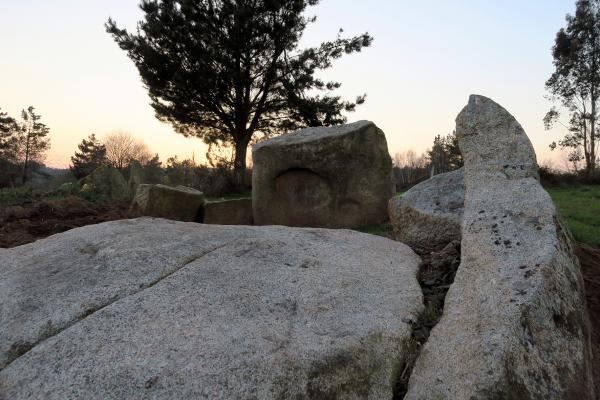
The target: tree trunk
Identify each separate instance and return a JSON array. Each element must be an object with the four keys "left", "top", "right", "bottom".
[
  {"left": 590, "top": 119, "right": 597, "bottom": 178},
  {"left": 590, "top": 91, "right": 597, "bottom": 178},
  {"left": 22, "top": 134, "right": 30, "bottom": 184},
  {"left": 233, "top": 139, "right": 249, "bottom": 192}
]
